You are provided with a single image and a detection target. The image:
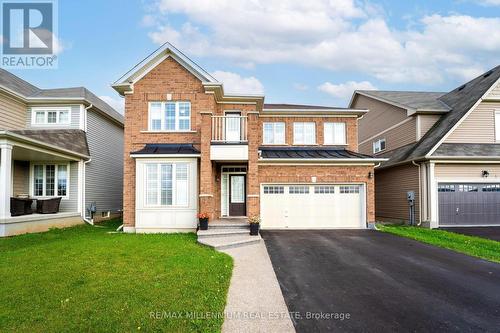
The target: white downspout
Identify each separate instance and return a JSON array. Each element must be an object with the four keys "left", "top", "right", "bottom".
[
  {"left": 412, "top": 161, "right": 422, "bottom": 226},
  {"left": 82, "top": 104, "right": 93, "bottom": 225}
]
